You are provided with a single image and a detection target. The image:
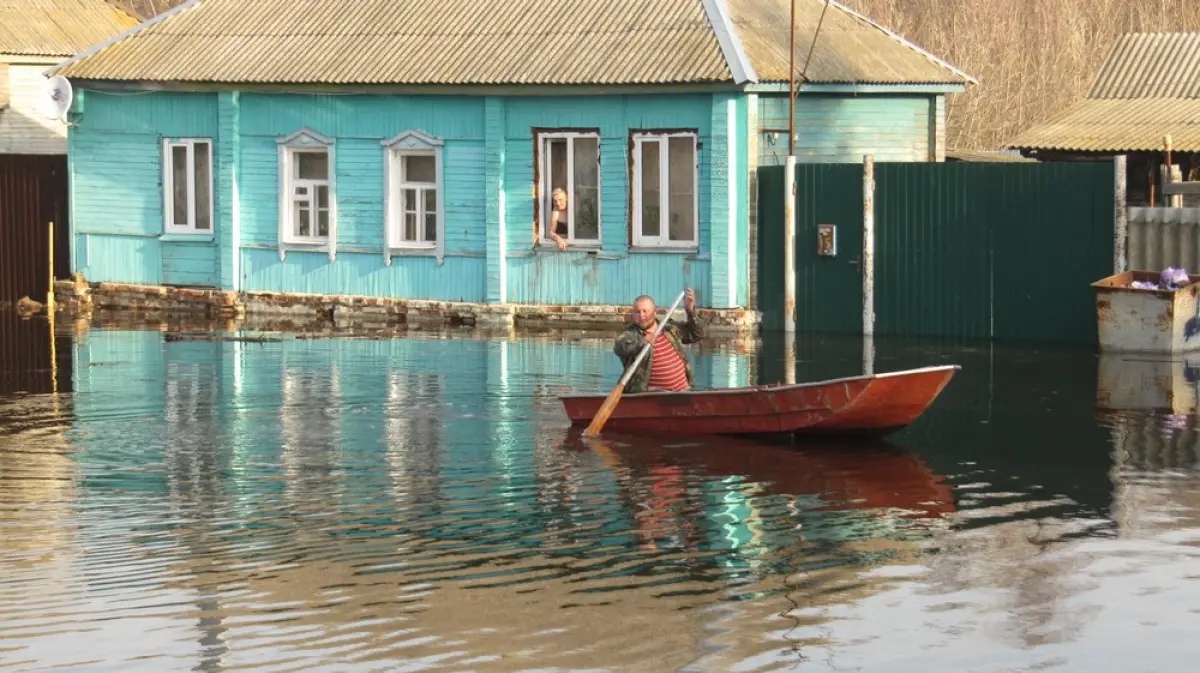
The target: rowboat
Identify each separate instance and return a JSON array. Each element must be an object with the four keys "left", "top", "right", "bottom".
[{"left": 559, "top": 365, "right": 960, "bottom": 438}]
